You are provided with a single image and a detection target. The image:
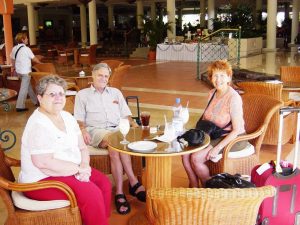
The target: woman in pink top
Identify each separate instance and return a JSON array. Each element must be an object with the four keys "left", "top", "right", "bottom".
[{"left": 182, "top": 60, "right": 247, "bottom": 187}]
